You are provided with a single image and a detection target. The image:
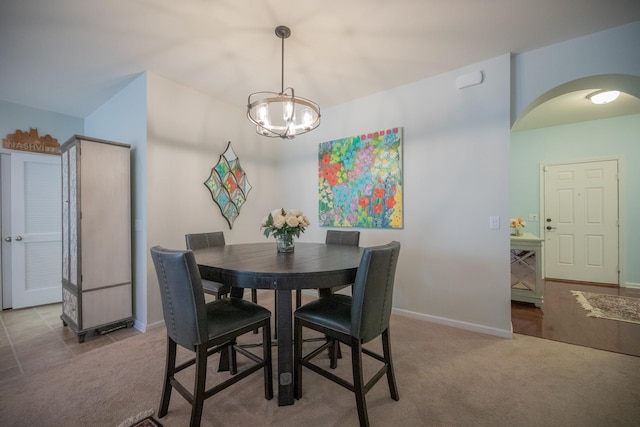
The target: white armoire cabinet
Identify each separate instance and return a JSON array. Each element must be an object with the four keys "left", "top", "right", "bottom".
[{"left": 60, "top": 135, "right": 133, "bottom": 342}]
